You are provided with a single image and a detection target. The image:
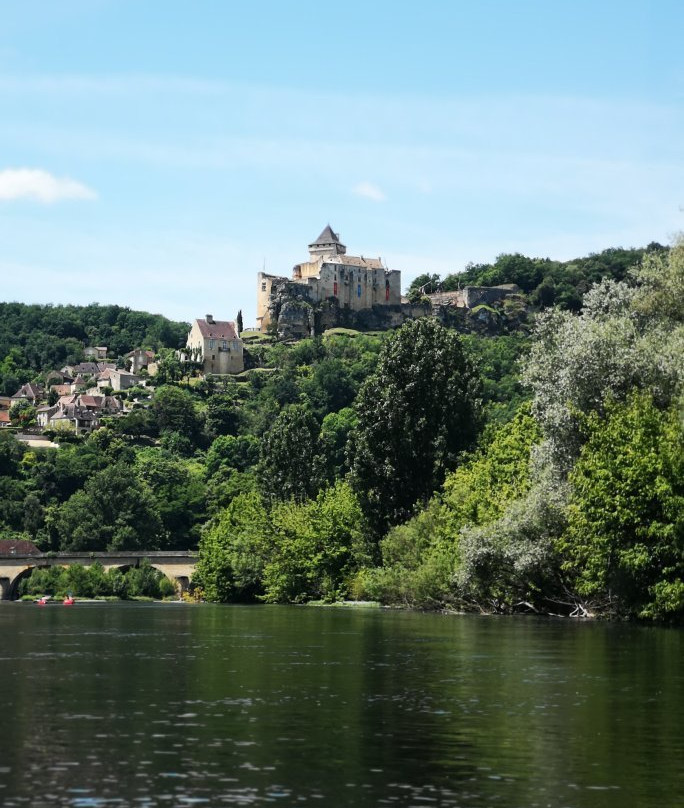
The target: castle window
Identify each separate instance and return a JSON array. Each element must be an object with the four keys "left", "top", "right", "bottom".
[
  {"left": 221, "top": 340, "right": 227, "bottom": 350},
  {"left": 261, "top": 283, "right": 267, "bottom": 291},
  {"left": 209, "top": 339, "right": 215, "bottom": 349}
]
